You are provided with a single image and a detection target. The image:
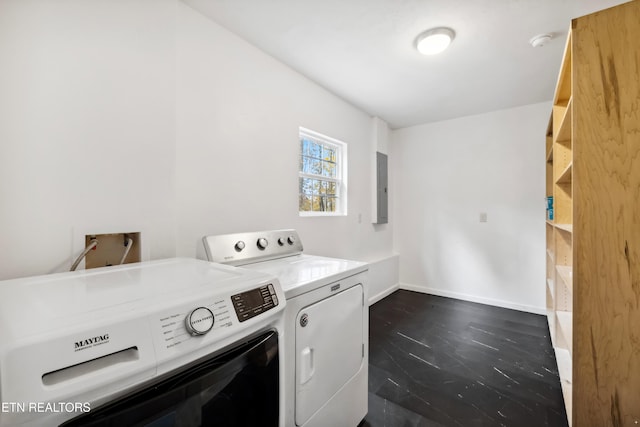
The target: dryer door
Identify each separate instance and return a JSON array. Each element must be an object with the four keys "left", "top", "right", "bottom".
[{"left": 295, "top": 284, "right": 363, "bottom": 426}]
